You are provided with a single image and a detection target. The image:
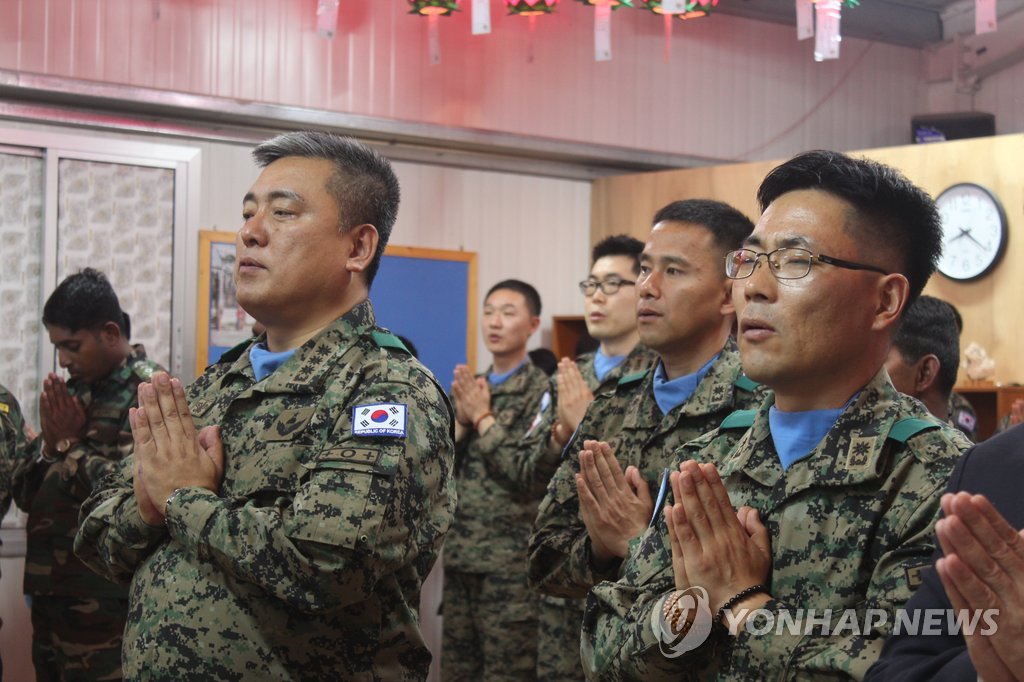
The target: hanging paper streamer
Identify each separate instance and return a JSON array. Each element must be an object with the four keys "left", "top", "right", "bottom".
[
  {"left": 473, "top": 0, "right": 492, "bottom": 34},
  {"left": 316, "top": 0, "right": 340, "bottom": 39},
  {"left": 975, "top": 0, "right": 996, "bottom": 34},
  {"left": 595, "top": 4, "right": 612, "bottom": 61},
  {"left": 814, "top": 0, "right": 841, "bottom": 61},
  {"left": 429, "top": 14, "right": 442, "bottom": 63},
  {"left": 796, "top": 0, "right": 813, "bottom": 40}
]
